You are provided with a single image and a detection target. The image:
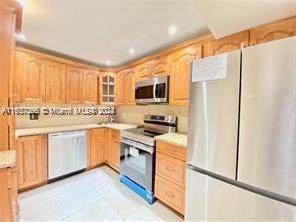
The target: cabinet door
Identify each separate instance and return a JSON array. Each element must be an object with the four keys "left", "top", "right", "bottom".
[
  {"left": 66, "top": 66, "right": 84, "bottom": 104},
  {"left": 250, "top": 17, "right": 296, "bottom": 45},
  {"left": 169, "top": 45, "right": 202, "bottom": 106},
  {"left": 110, "top": 130, "right": 120, "bottom": 171},
  {"left": 124, "top": 69, "right": 135, "bottom": 105},
  {"left": 83, "top": 69, "right": 98, "bottom": 105},
  {"left": 115, "top": 72, "right": 125, "bottom": 105},
  {"left": 45, "top": 60, "right": 66, "bottom": 104},
  {"left": 151, "top": 56, "right": 168, "bottom": 77},
  {"left": 136, "top": 62, "right": 151, "bottom": 80},
  {"left": 104, "top": 128, "right": 112, "bottom": 164},
  {"left": 21, "top": 53, "right": 46, "bottom": 103},
  {"left": 11, "top": 51, "right": 23, "bottom": 102},
  {"left": 17, "top": 135, "right": 48, "bottom": 190},
  {"left": 203, "top": 31, "right": 249, "bottom": 57},
  {"left": 88, "top": 128, "right": 105, "bottom": 168}
]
